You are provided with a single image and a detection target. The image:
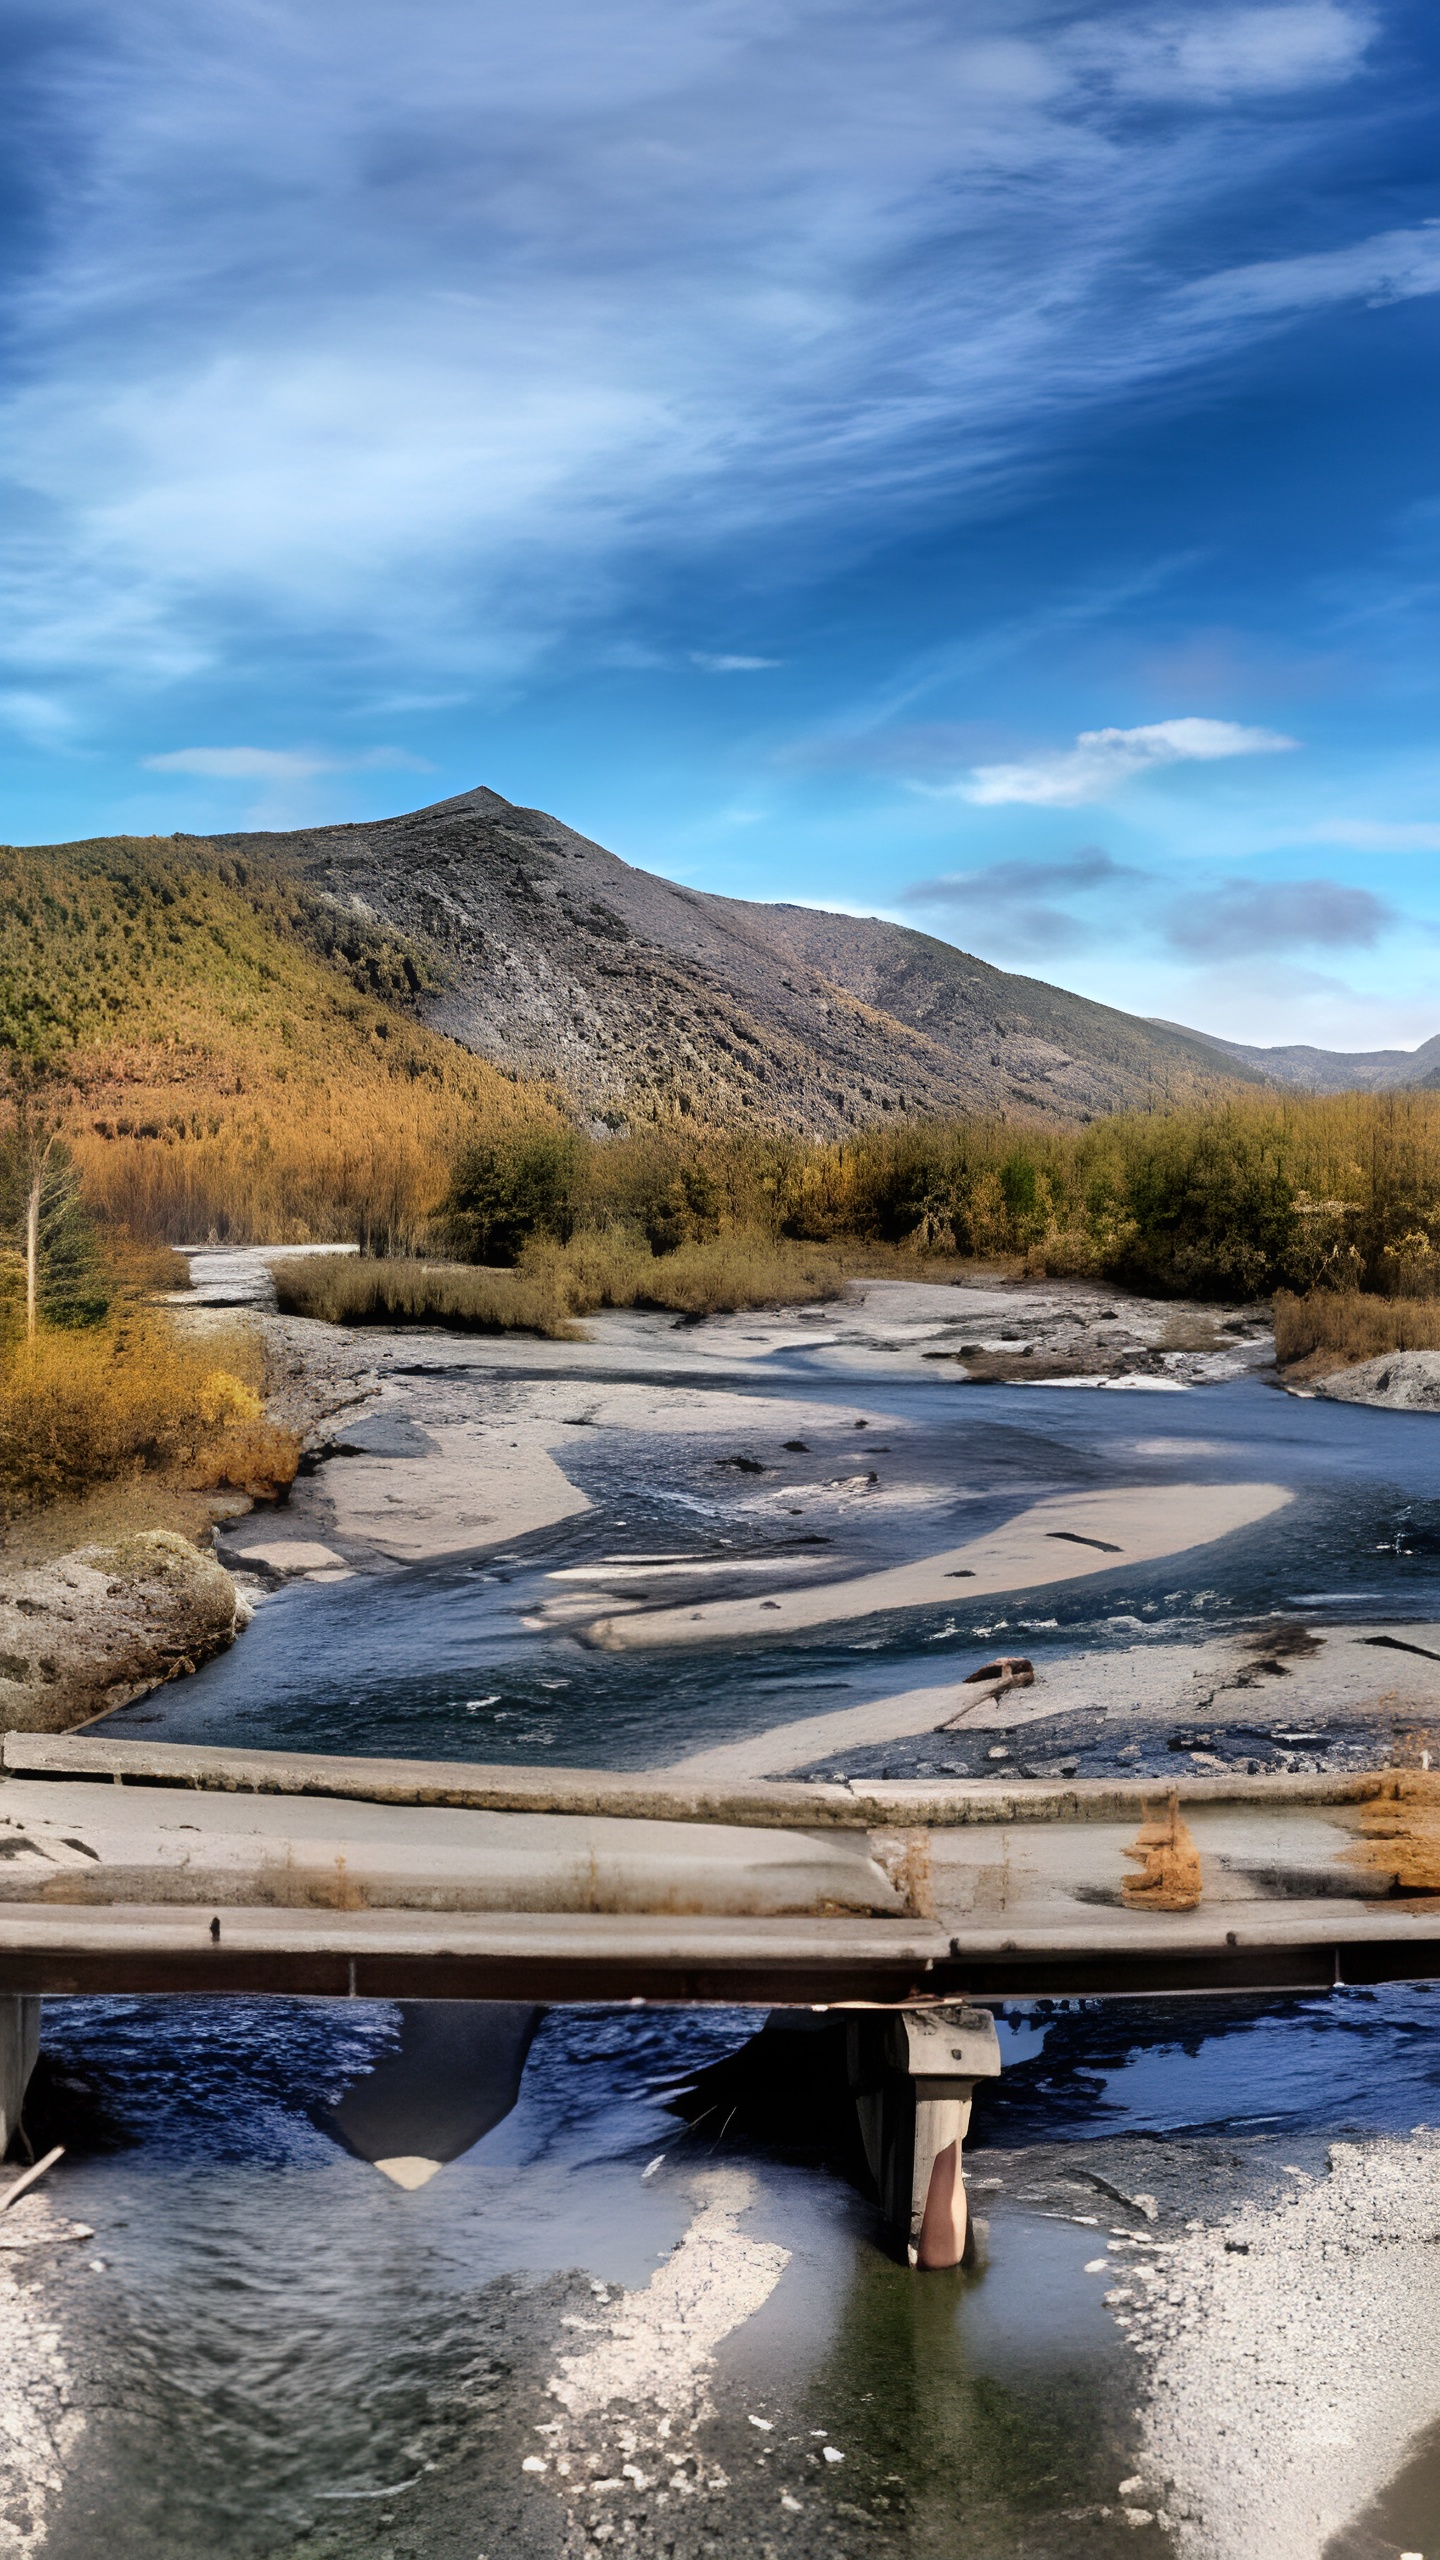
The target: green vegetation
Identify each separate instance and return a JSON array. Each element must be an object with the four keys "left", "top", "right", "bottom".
[
  {"left": 0, "top": 1135, "right": 106, "bottom": 1342},
  {"left": 0, "top": 833, "right": 442, "bottom": 1058},
  {"left": 417, "top": 1092, "right": 1440, "bottom": 1305}
]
